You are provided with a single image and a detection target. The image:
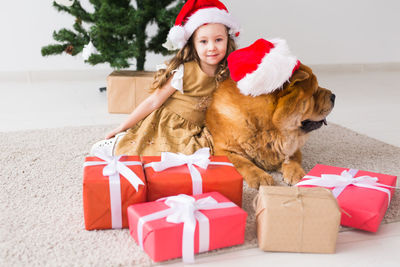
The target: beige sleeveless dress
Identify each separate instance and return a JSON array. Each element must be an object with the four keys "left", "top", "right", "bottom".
[{"left": 115, "top": 61, "right": 215, "bottom": 156}]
